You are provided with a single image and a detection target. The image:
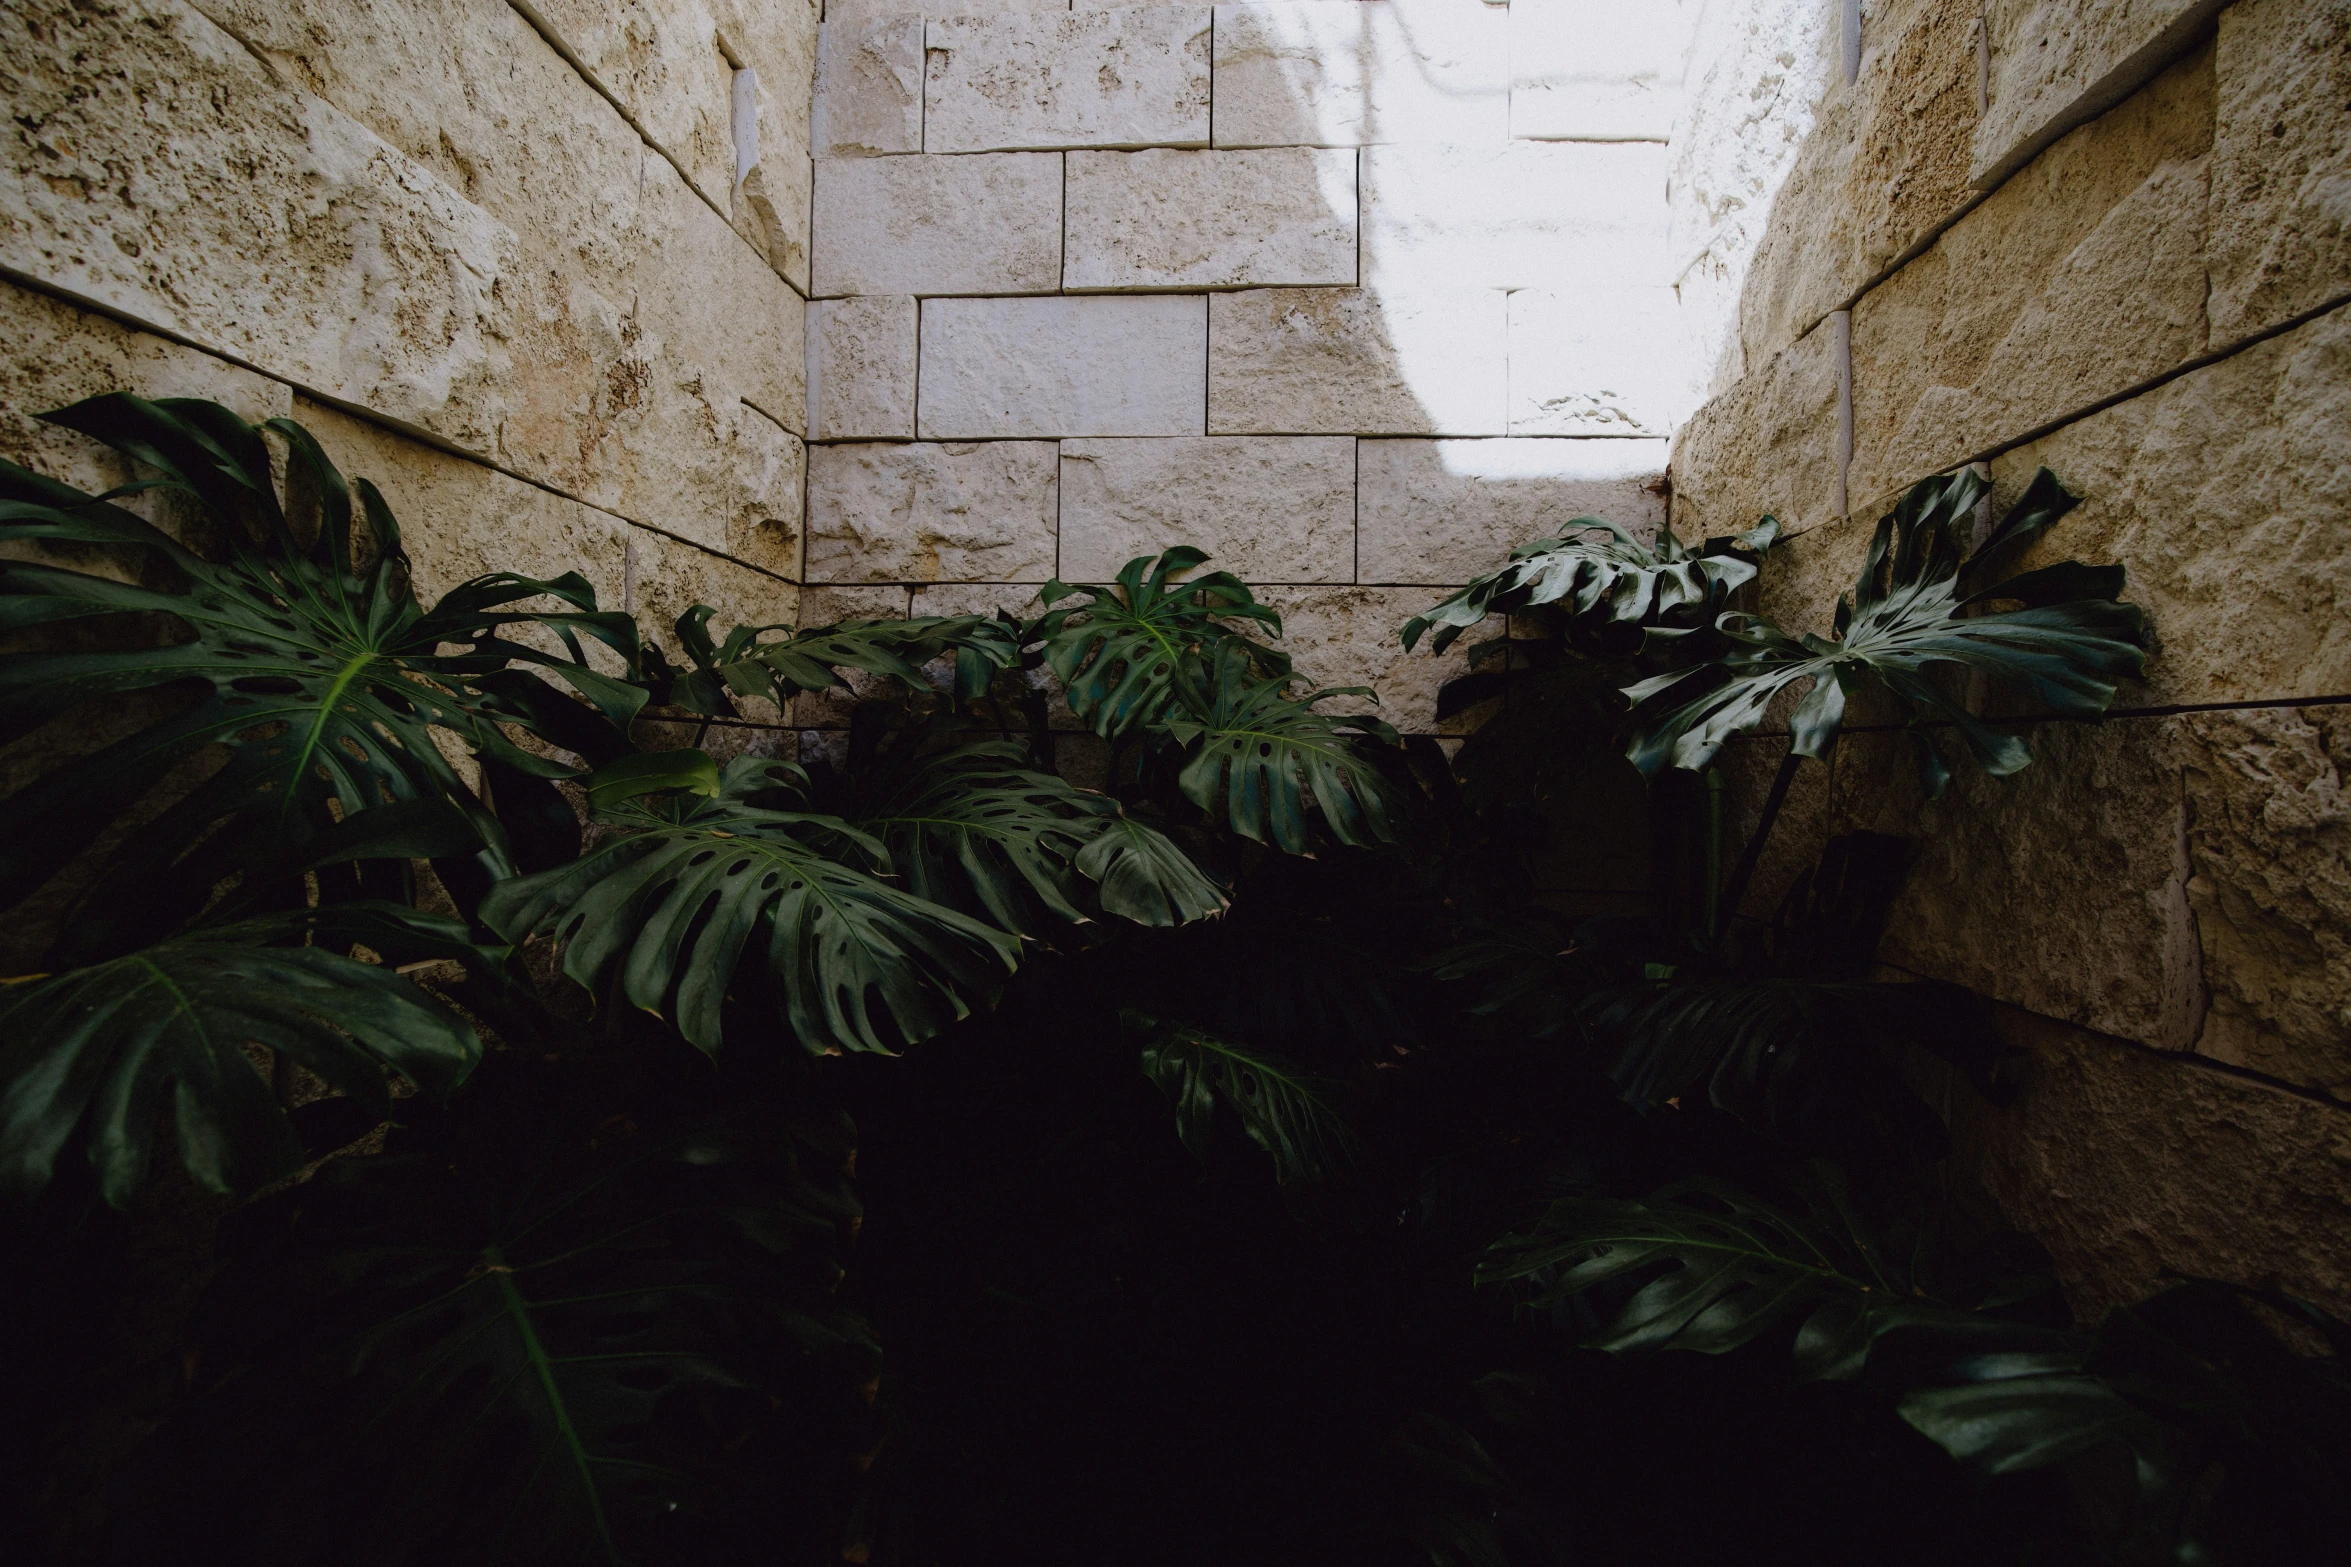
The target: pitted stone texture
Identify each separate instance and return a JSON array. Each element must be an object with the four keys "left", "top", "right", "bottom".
[
  {"left": 1212, "top": 0, "right": 1508, "bottom": 148},
  {"left": 1975, "top": 0, "right": 2227, "bottom": 184},
  {"left": 1507, "top": 288, "right": 1700, "bottom": 436},
  {"left": 2210, "top": 0, "right": 2351, "bottom": 341},
  {"left": 814, "top": 17, "right": 924, "bottom": 157},
  {"left": 1358, "top": 438, "right": 1668, "bottom": 585},
  {"left": 1848, "top": 43, "right": 2214, "bottom": 503},
  {"left": 1064, "top": 148, "right": 1358, "bottom": 290},
  {"left": 812, "top": 153, "right": 1061, "bottom": 297},
  {"left": 919, "top": 295, "right": 1206, "bottom": 438},
  {"left": 1980, "top": 304, "right": 2351, "bottom": 708},
  {"left": 1362, "top": 142, "right": 1669, "bottom": 291},
  {"left": 1209, "top": 288, "right": 1507, "bottom": 437},
  {"left": 1260, "top": 587, "right": 1488, "bottom": 734},
  {"left": 1666, "top": 316, "right": 1841, "bottom": 543},
  {"left": 1059, "top": 437, "right": 1355, "bottom": 583},
  {"left": 923, "top": 9, "right": 1211, "bottom": 153},
  {"left": 825, "top": 0, "right": 1064, "bottom": 17},
  {"left": 1509, "top": 0, "right": 1697, "bottom": 142},
  {"left": 809, "top": 296, "right": 918, "bottom": 441},
  {"left": 806, "top": 441, "right": 1060, "bottom": 582},
  {"left": 1734, "top": 0, "right": 1985, "bottom": 369}
]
